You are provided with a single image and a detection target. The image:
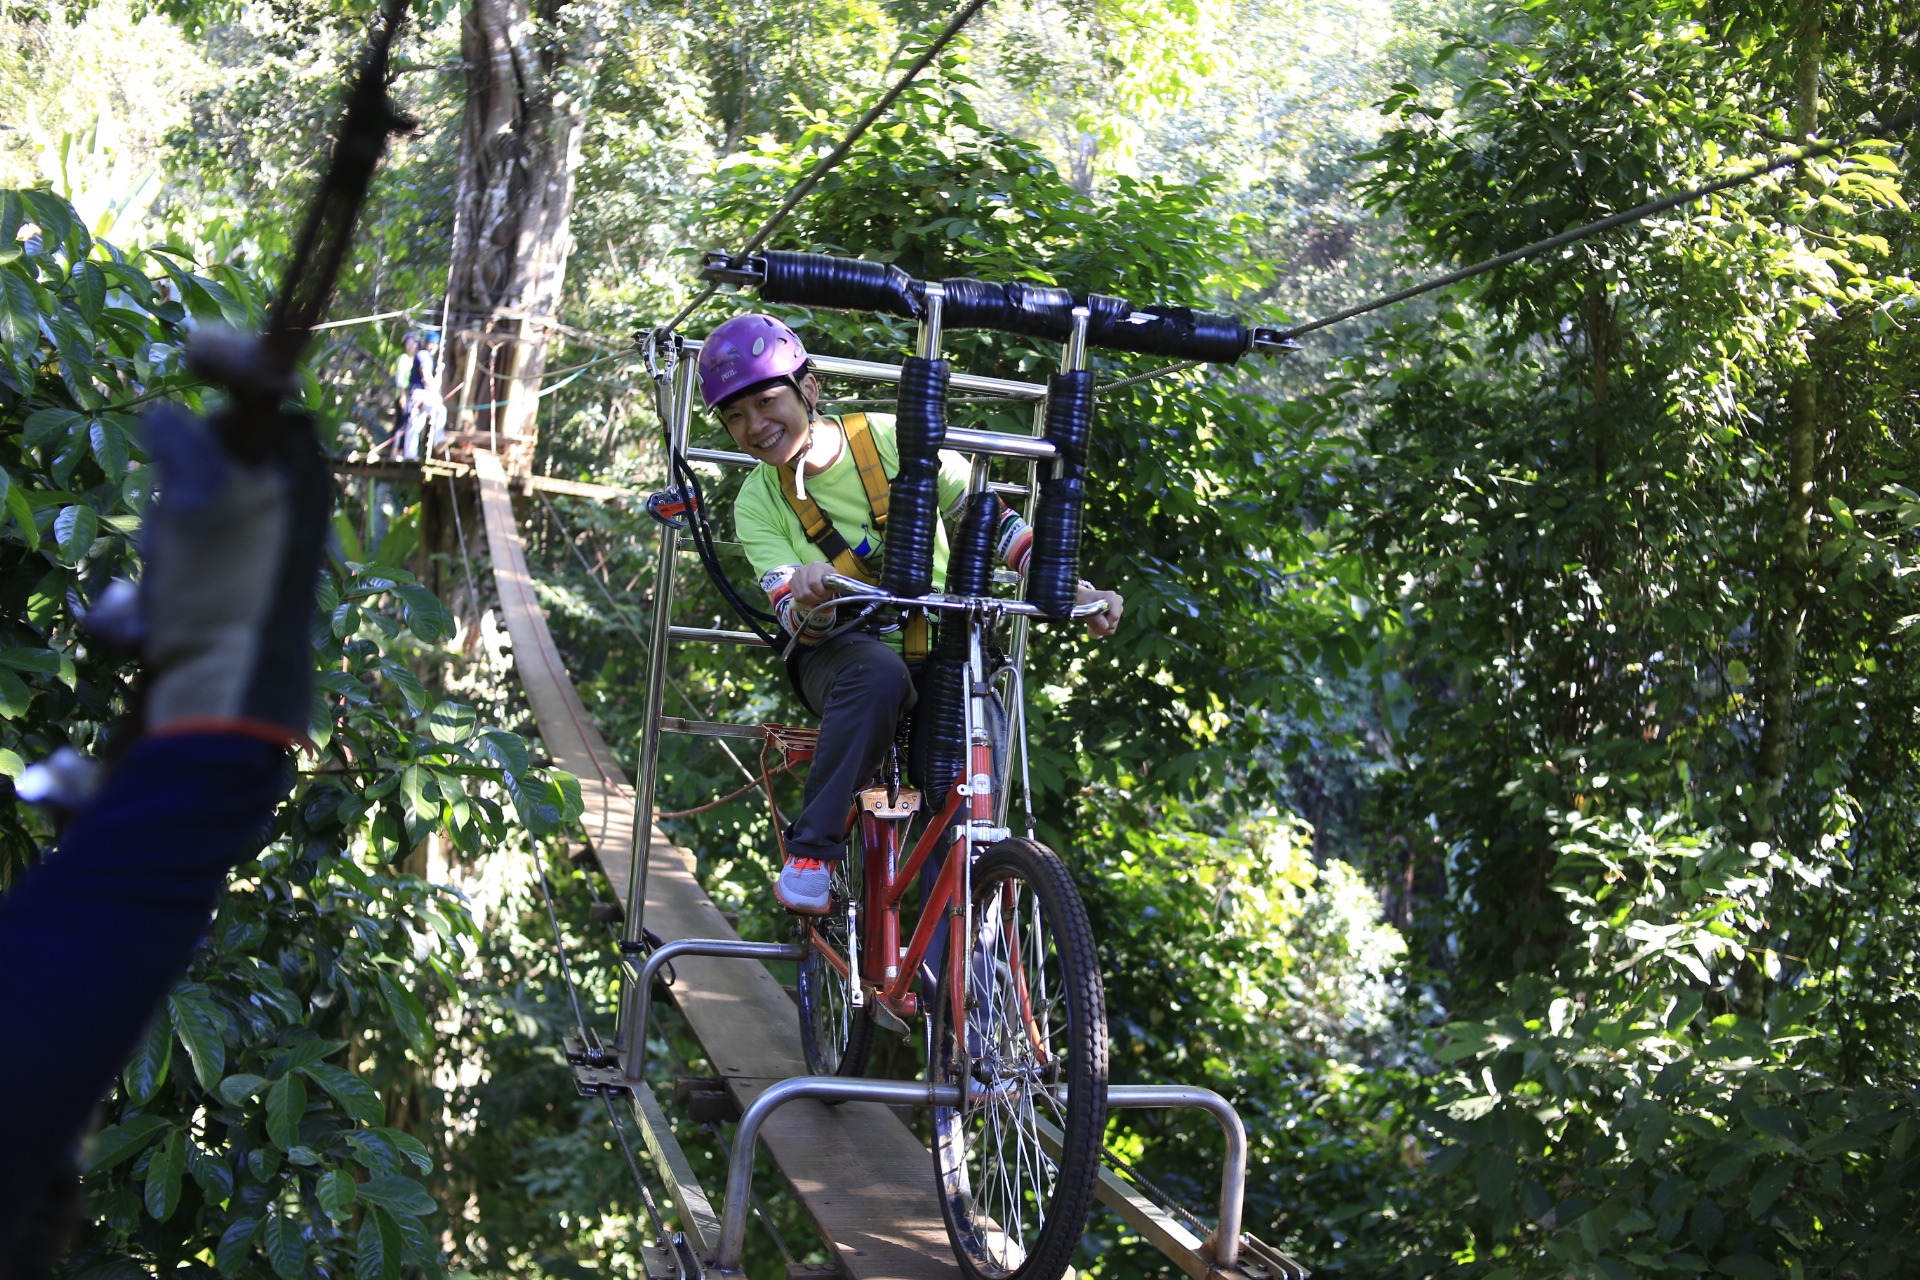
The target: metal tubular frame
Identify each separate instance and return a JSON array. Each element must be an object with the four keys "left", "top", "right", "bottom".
[
  {"left": 1105, "top": 1084, "right": 1248, "bottom": 1270},
  {"left": 612, "top": 329, "right": 1301, "bottom": 1280},
  {"left": 624, "top": 938, "right": 807, "bottom": 1081},
  {"left": 713, "top": 1076, "right": 966, "bottom": 1274}
]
